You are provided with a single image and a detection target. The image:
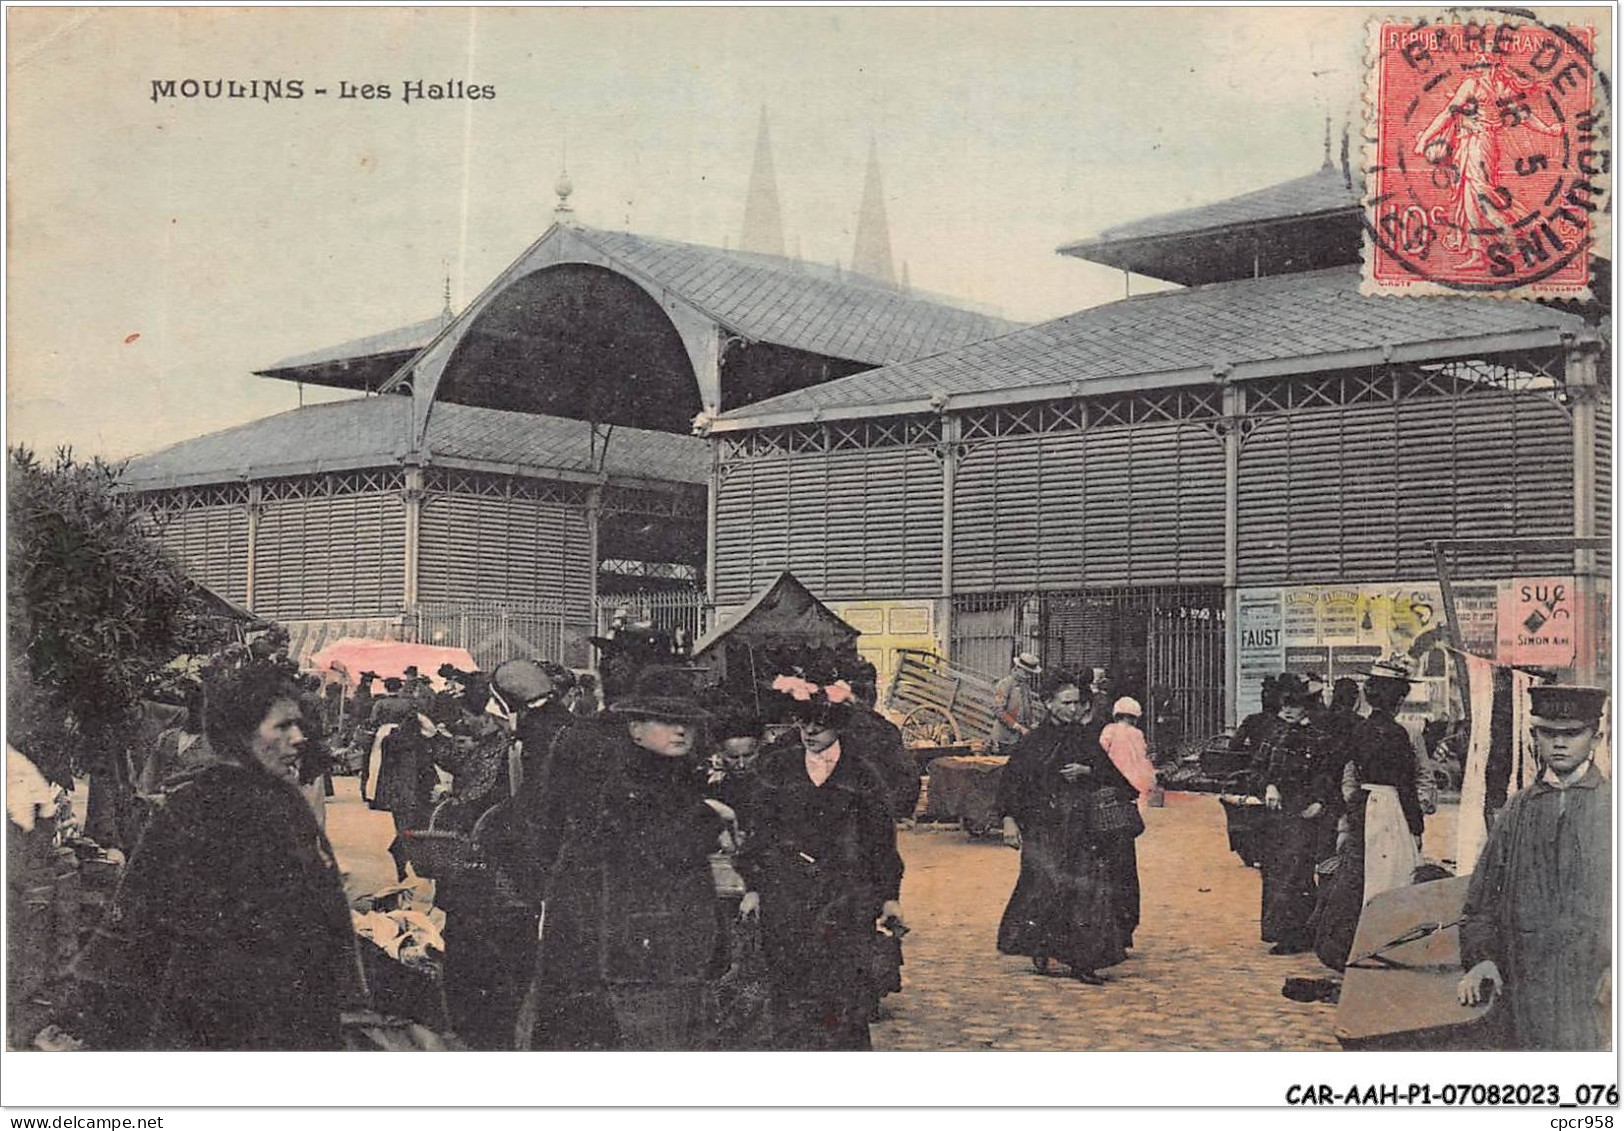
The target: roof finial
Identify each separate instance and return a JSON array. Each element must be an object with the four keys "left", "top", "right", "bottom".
[
  {"left": 554, "top": 135, "right": 575, "bottom": 222},
  {"left": 441, "top": 262, "right": 453, "bottom": 322},
  {"left": 1322, "top": 112, "right": 1333, "bottom": 170}
]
